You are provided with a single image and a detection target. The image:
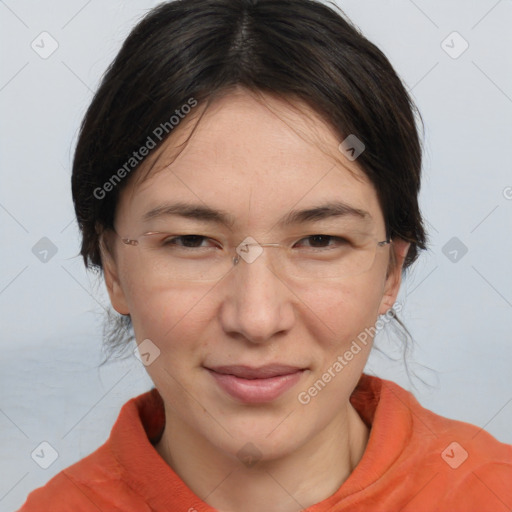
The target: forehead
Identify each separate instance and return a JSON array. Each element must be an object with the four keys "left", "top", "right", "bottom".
[{"left": 116, "top": 89, "right": 384, "bottom": 233}]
